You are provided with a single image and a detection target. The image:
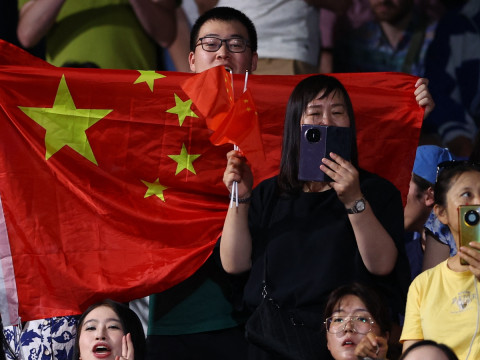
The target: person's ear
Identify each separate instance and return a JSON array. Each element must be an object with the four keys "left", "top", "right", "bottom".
[
  {"left": 424, "top": 187, "right": 435, "bottom": 207},
  {"left": 434, "top": 204, "right": 448, "bottom": 225},
  {"left": 250, "top": 52, "right": 258, "bottom": 73},
  {"left": 188, "top": 51, "right": 196, "bottom": 72}
]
